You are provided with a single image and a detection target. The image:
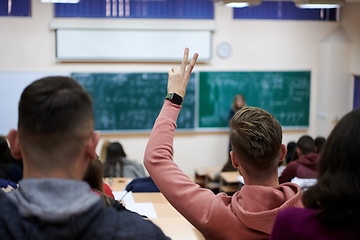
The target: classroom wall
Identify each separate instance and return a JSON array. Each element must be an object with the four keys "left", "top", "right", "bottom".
[{"left": 0, "top": 0, "right": 359, "bottom": 176}]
